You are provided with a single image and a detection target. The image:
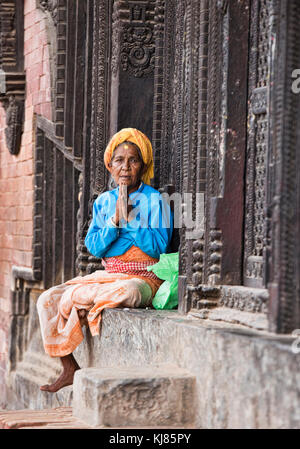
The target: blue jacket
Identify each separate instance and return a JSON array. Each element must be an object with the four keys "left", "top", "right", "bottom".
[{"left": 85, "top": 182, "right": 173, "bottom": 259}]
